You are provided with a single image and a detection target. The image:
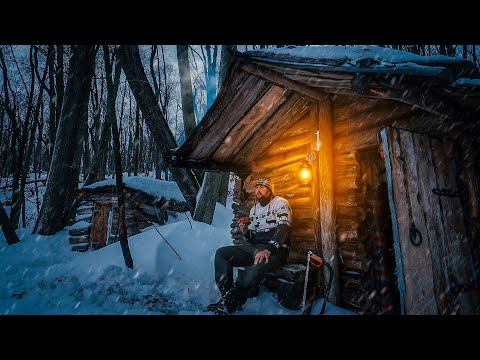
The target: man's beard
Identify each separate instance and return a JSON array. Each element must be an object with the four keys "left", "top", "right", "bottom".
[{"left": 257, "top": 193, "right": 273, "bottom": 207}]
